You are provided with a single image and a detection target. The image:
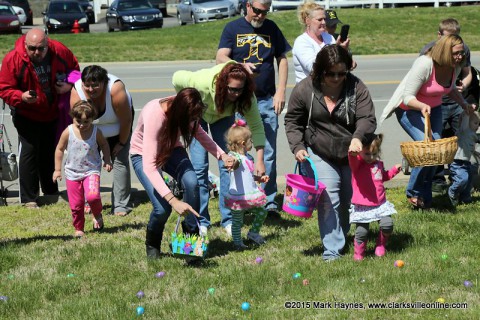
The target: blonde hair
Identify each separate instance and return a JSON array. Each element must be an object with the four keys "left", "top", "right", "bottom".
[
  {"left": 297, "top": 1, "right": 324, "bottom": 28},
  {"left": 226, "top": 124, "right": 252, "bottom": 154},
  {"left": 428, "top": 34, "right": 463, "bottom": 67},
  {"left": 438, "top": 18, "right": 460, "bottom": 35},
  {"left": 366, "top": 133, "right": 384, "bottom": 156}
]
